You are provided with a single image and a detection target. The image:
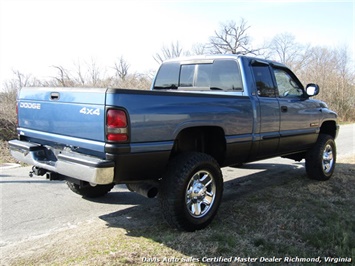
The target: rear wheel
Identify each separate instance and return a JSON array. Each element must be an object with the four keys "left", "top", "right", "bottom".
[
  {"left": 66, "top": 181, "right": 114, "bottom": 198},
  {"left": 305, "top": 134, "right": 336, "bottom": 181},
  {"left": 159, "top": 152, "right": 223, "bottom": 231}
]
